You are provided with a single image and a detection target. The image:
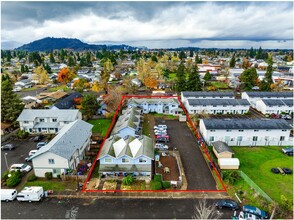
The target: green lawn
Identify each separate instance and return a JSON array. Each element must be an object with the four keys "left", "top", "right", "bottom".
[
  {"left": 25, "top": 179, "right": 76, "bottom": 191},
  {"left": 210, "top": 81, "right": 230, "bottom": 89},
  {"left": 232, "top": 146, "right": 293, "bottom": 204},
  {"left": 88, "top": 119, "right": 112, "bottom": 137},
  {"left": 22, "top": 87, "right": 38, "bottom": 92},
  {"left": 48, "top": 85, "right": 70, "bottom": 92}
]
